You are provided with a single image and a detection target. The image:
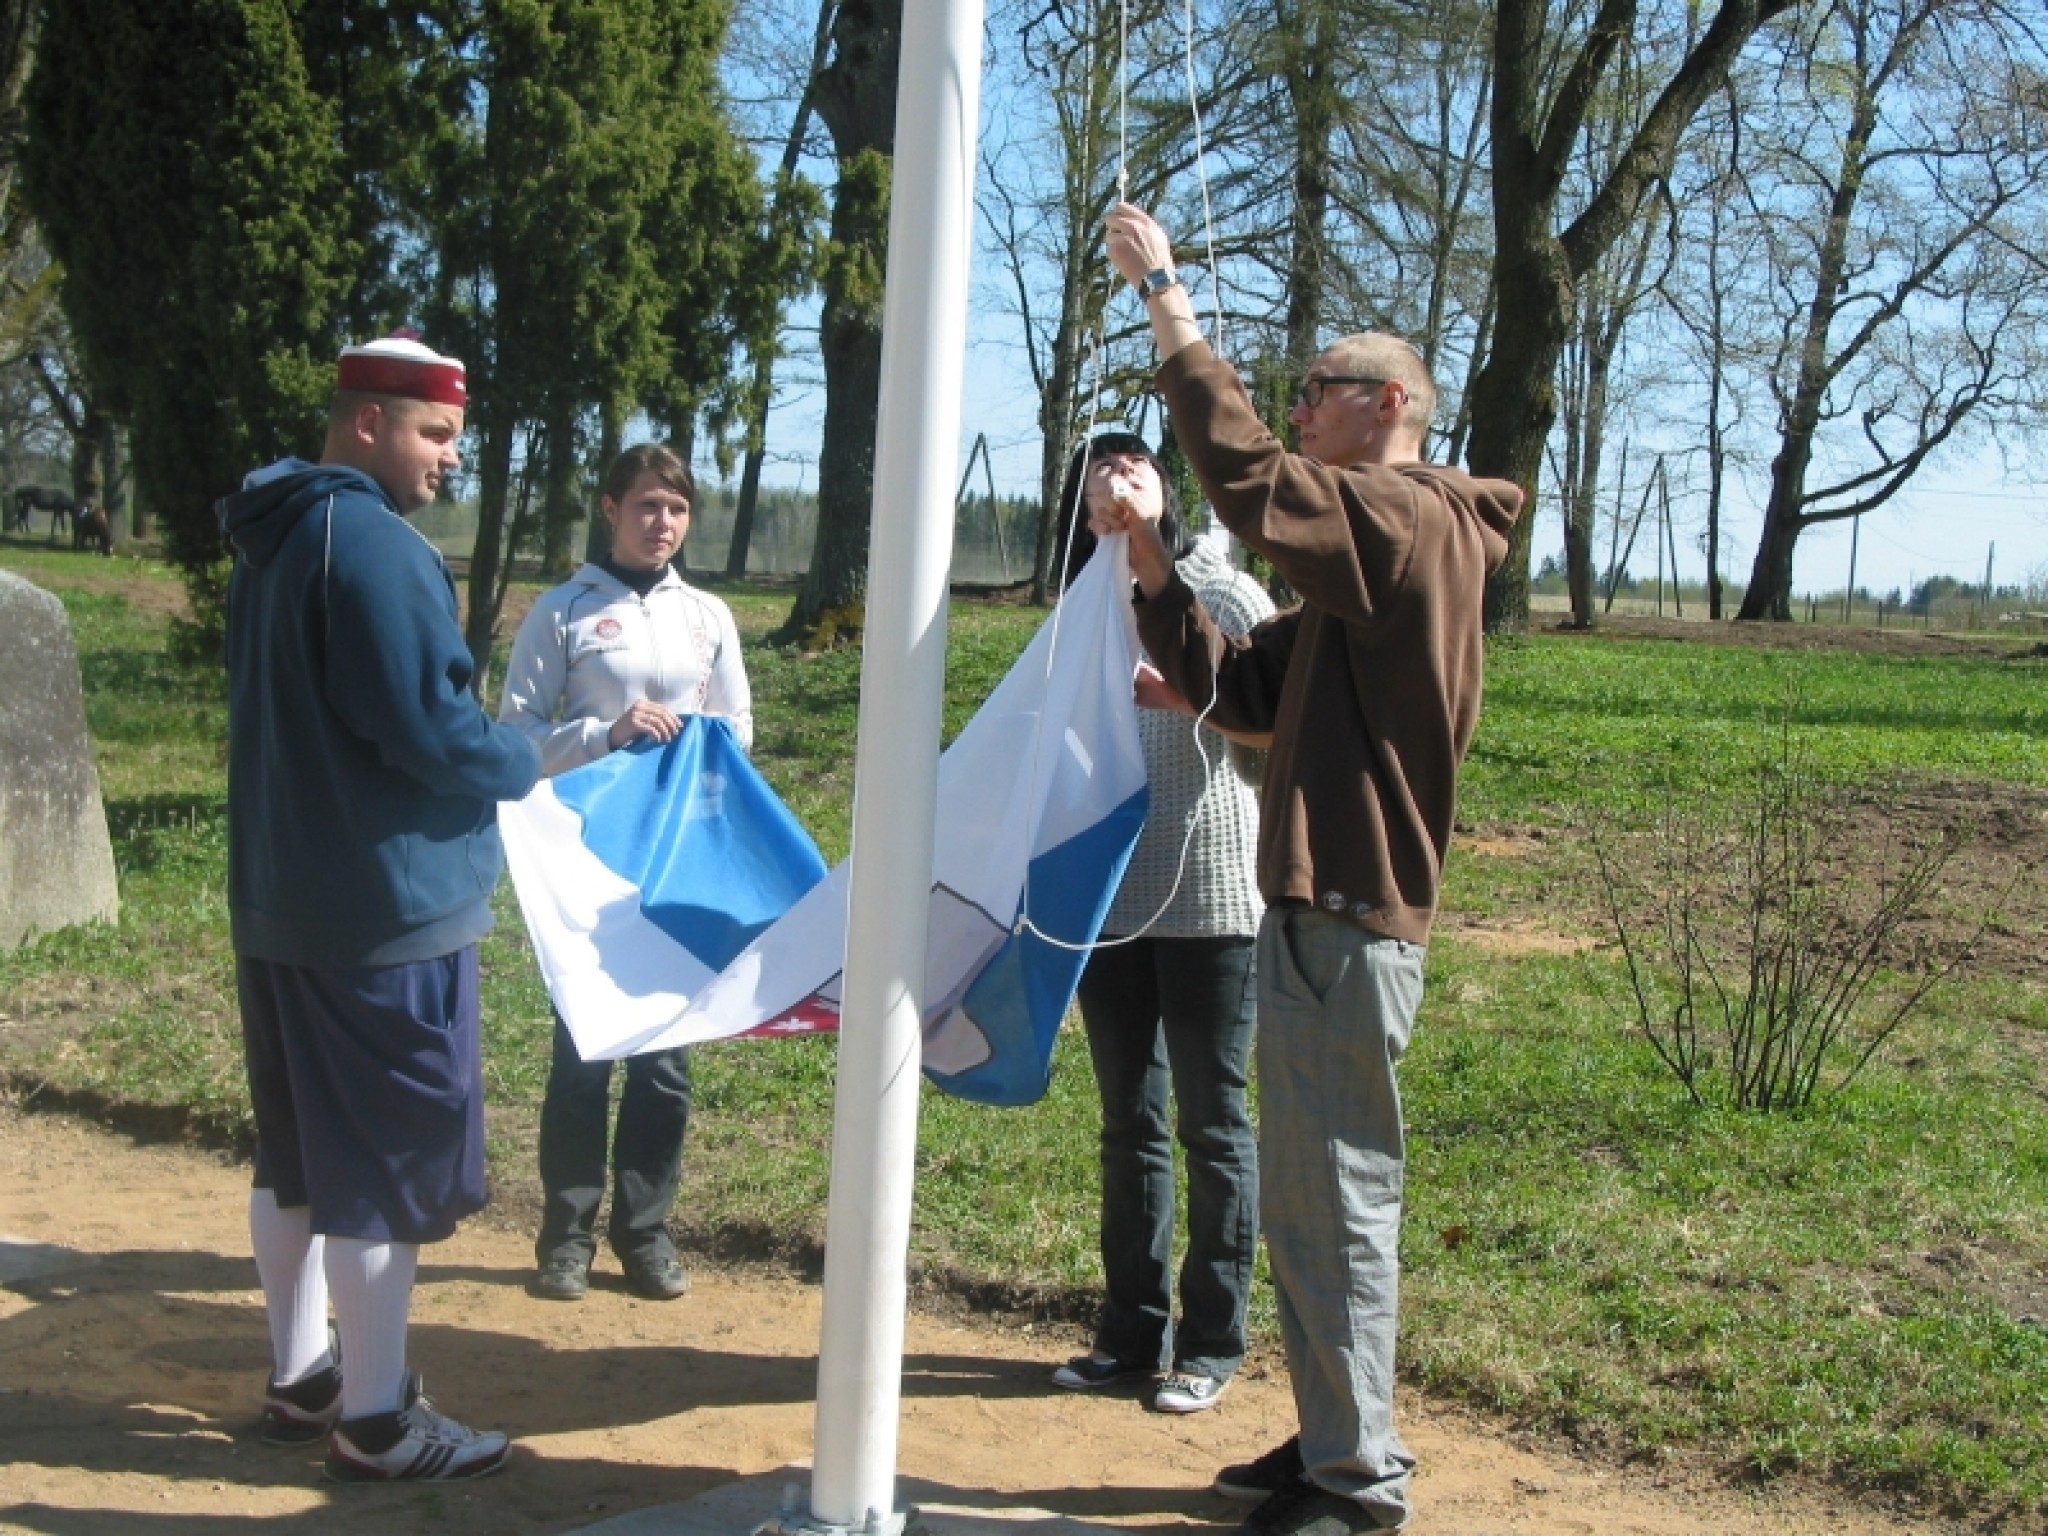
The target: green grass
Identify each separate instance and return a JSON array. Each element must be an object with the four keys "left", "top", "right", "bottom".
[
  {"left": 4, "top": 547, "right": 2046, "bottom": 1517},
  {"left": 1469, "top": 632, "right": 2048, "bottom": 819},
  {"left": 1404, "top": 945, "right": 2048, "bottom": 1498}
]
